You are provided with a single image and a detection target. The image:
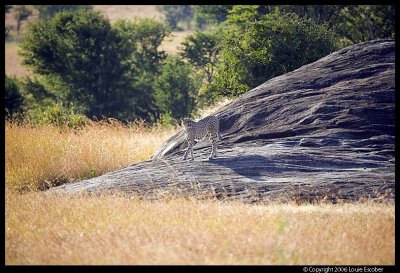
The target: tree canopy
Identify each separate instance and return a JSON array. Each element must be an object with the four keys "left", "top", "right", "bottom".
[
  {"left": 202, "top": 9, "right": 339, "bottom": 97},
  {"left": 19, "top": 9, "right": 175, "bottom": 122},
  {"left": 7, "top": 5, "right": 395, "bottom": 124}
]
